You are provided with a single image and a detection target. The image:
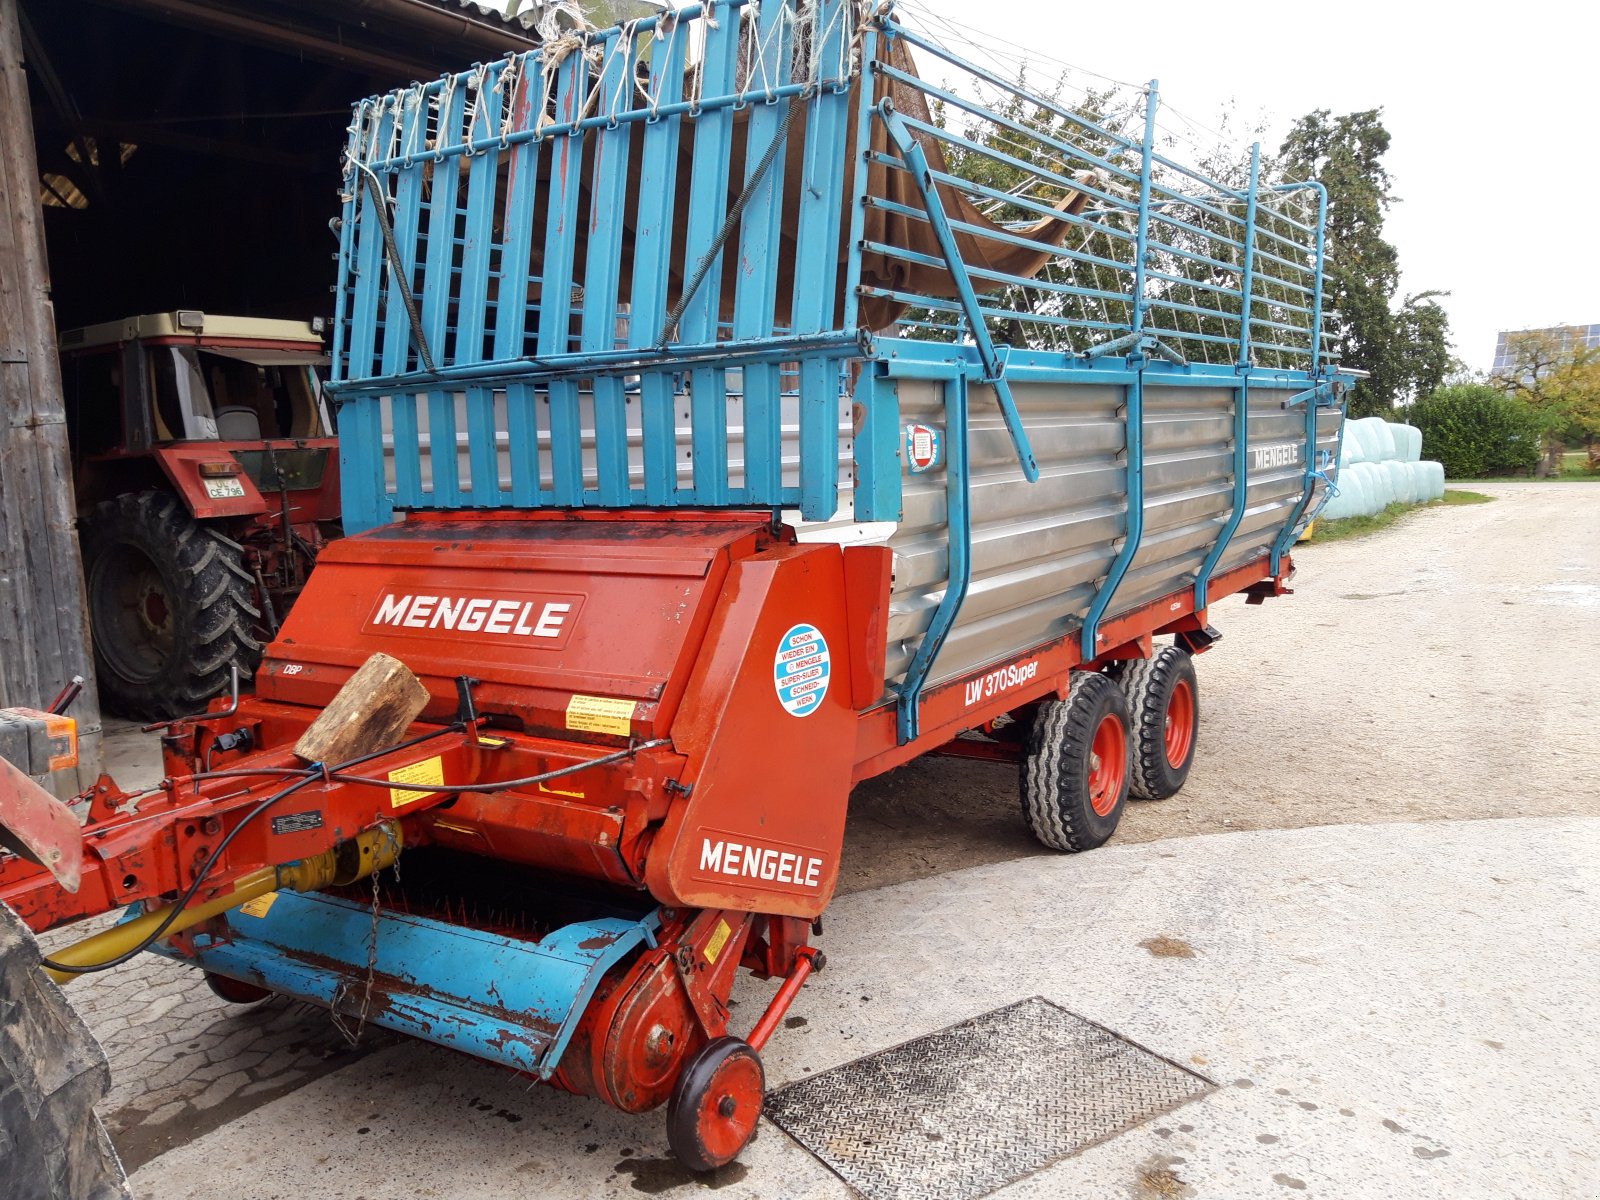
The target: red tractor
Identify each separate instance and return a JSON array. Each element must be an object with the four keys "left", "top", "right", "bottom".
[{"left": 59, "top": 311, "right": 340, "bottom": 719}]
